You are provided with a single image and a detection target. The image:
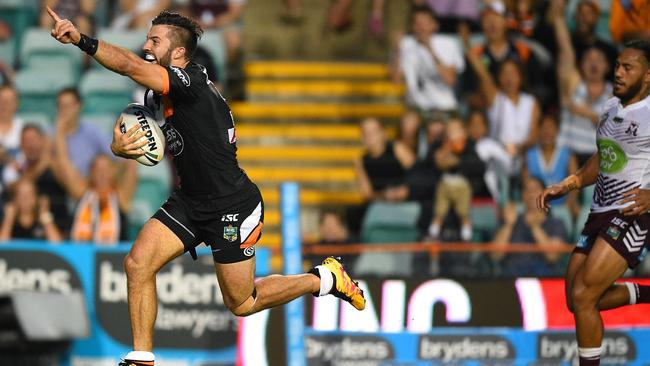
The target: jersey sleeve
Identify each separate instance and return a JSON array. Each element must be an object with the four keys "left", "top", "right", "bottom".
[{"left": 161, "top": 65, "right": 204, "bottom": 101}]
